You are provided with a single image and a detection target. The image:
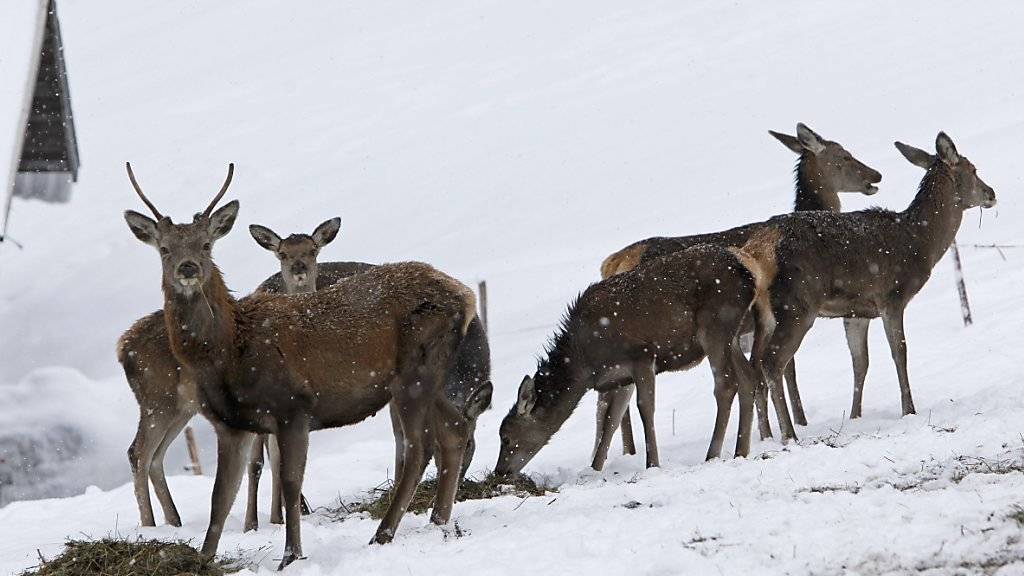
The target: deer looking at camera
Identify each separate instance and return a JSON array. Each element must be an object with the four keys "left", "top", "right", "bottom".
[
  {"left": 750, "top": 132, "right": 997, "bottom": 442},
  {"left": 494, "top": 236, "right": 773, "bottom": 476},
  {"left": 119, "top": 217, "right": 361, "bottom": 530},
  {"left": 121, "top": 164, "right": 480, "bottom": 570},
  {"left": 248, "top": 225, "right": 493, "bottom": 526},
  {"left": 596, "top": 123, "right": 882, "bottom": 458}
]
